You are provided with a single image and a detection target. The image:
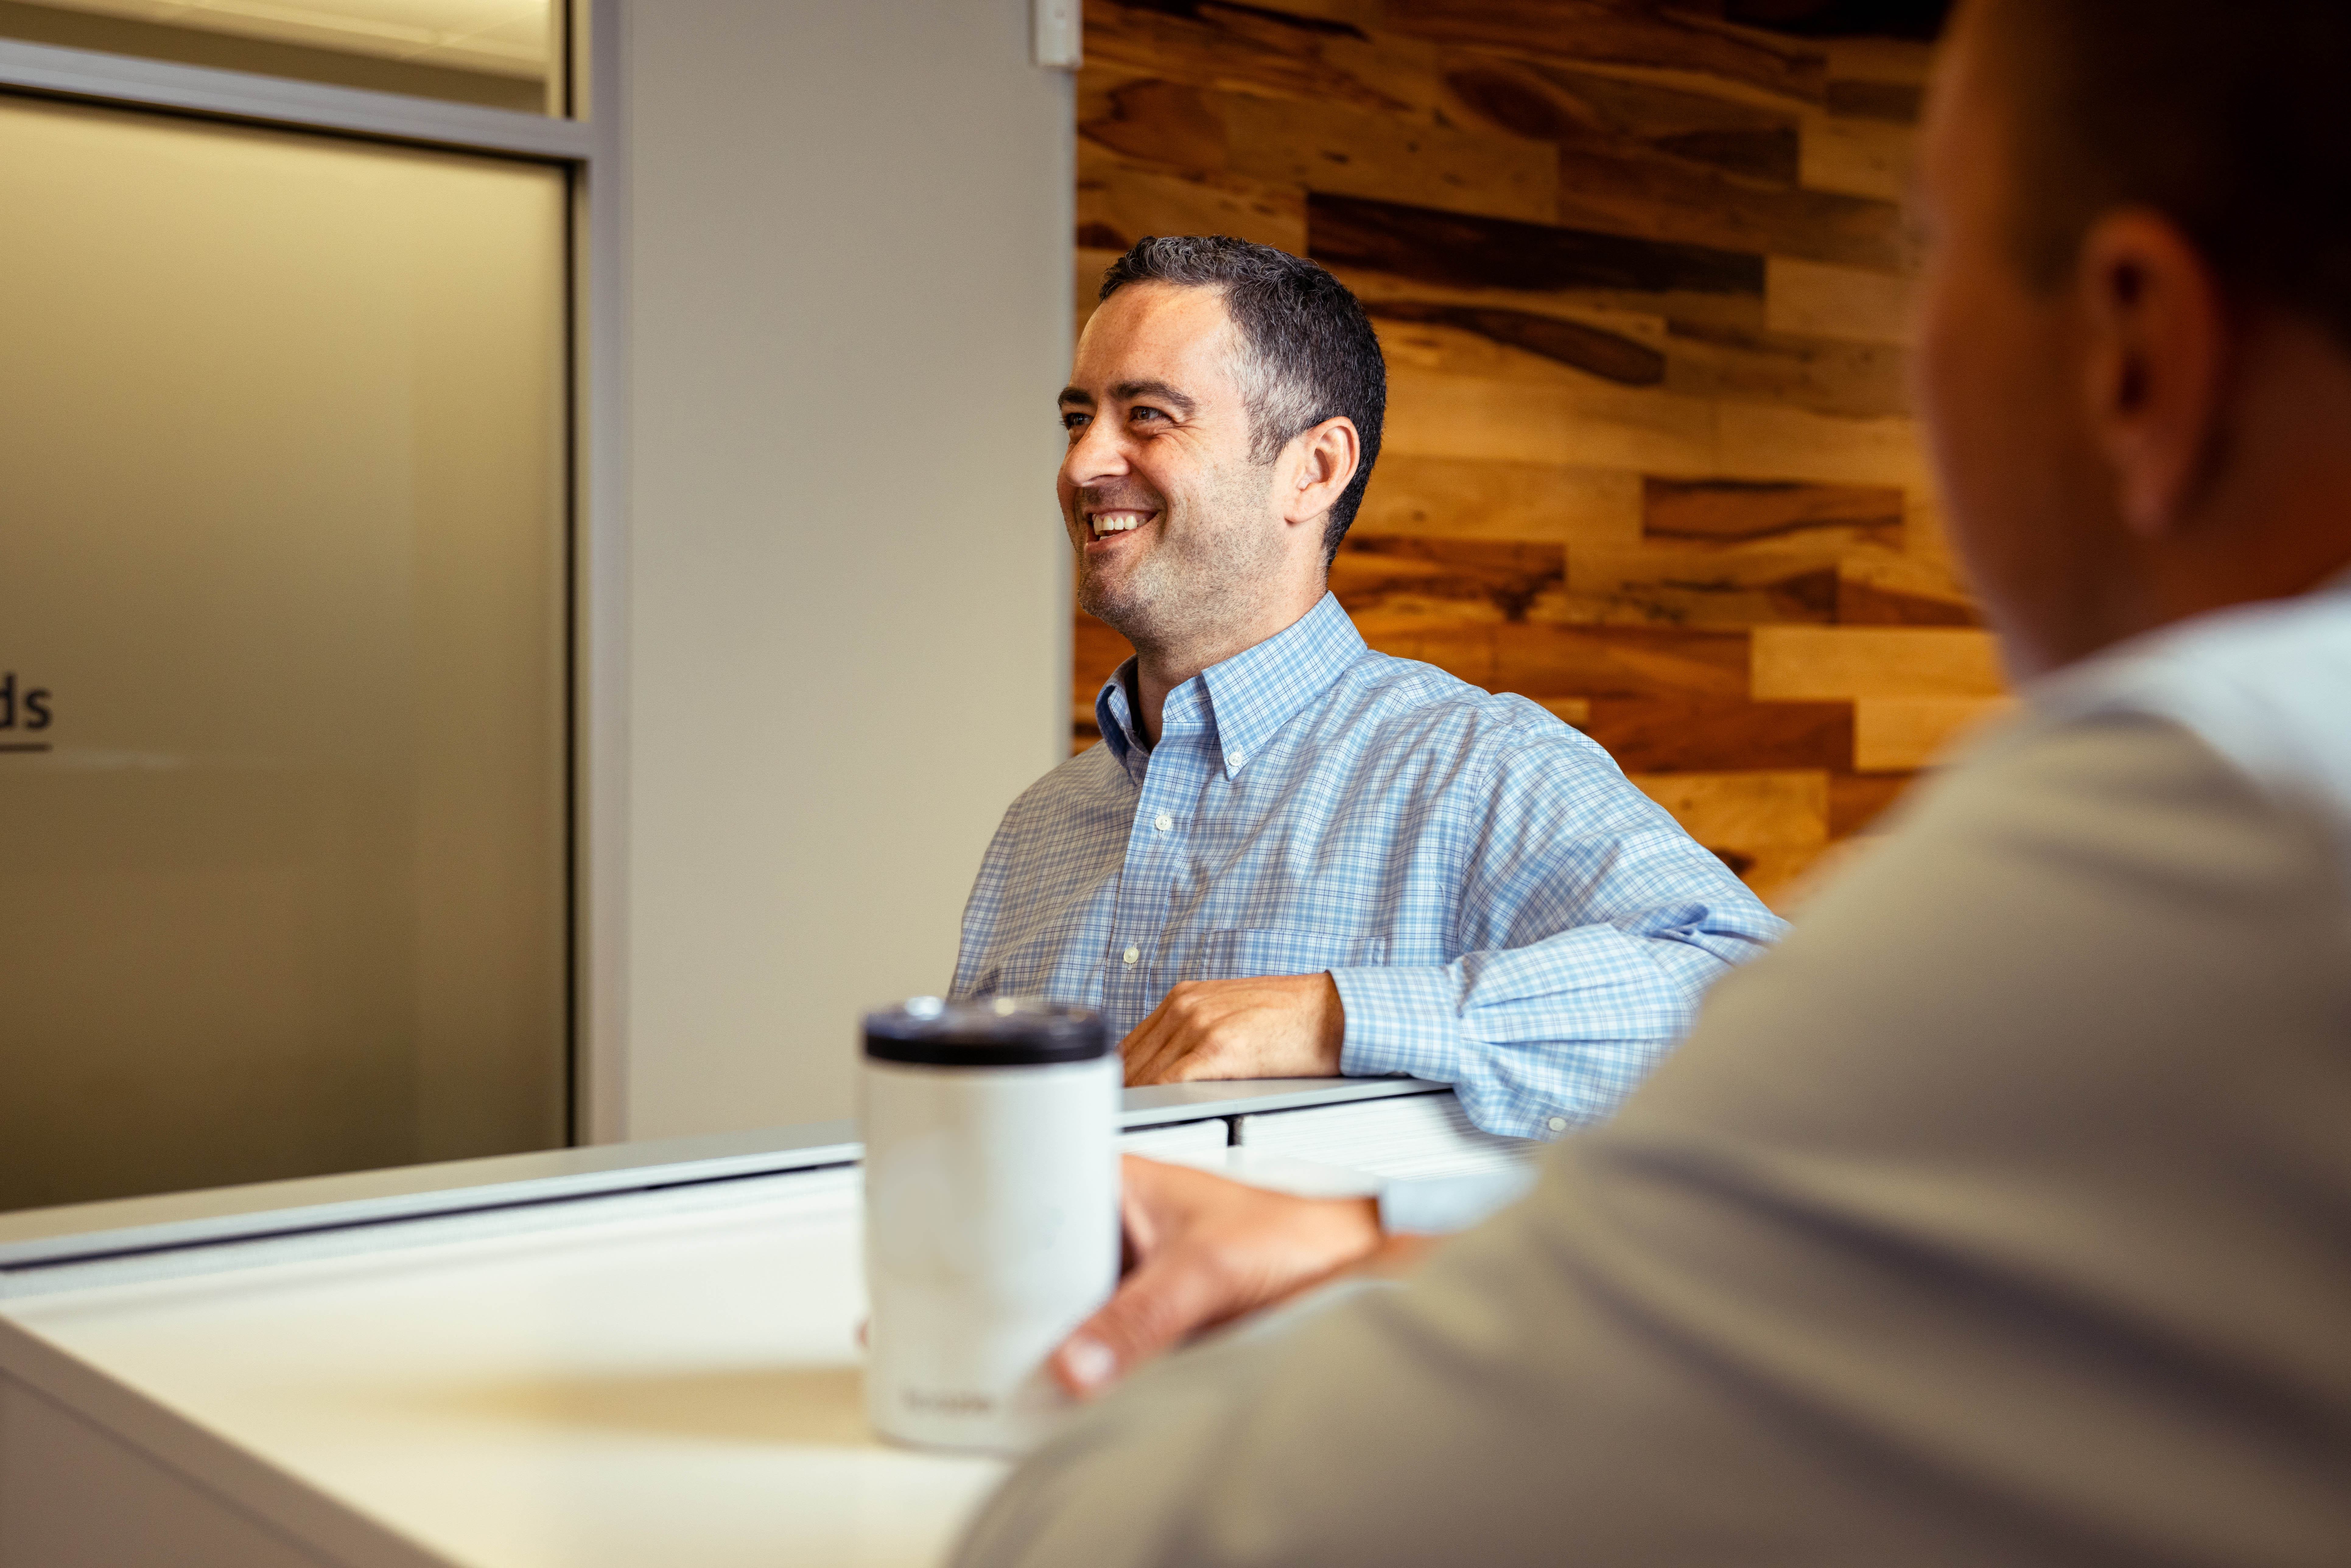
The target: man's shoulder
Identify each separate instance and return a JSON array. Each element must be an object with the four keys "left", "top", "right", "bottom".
[
  {"left": 2029, "top": 585, "right": 2351, "bottom": 824},
  {"left": 1320, "top": 647, "right": 1604, "bottom": 760},
  {"left": 999, "top": 742, "right": 1130, "bottom": 822}
]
